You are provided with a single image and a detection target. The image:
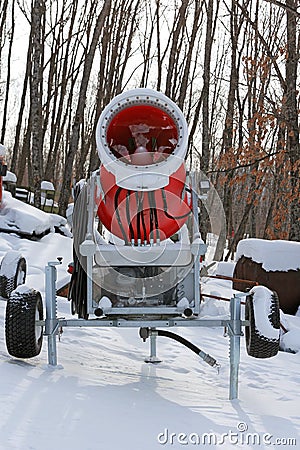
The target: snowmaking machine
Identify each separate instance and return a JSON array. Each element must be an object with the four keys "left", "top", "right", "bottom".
[
  {"left": 4, "top": 88, "right": 281, "bottom": 400},
  {"left": 69, "top": 88, "right": 206, "bottom": 321}
]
